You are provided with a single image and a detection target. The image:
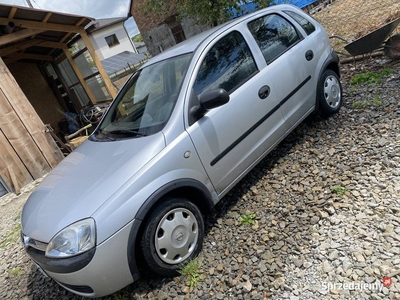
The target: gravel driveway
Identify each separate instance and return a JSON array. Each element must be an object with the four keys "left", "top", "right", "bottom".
[{"left": 1, "top": 58, "right": 400, "bottom": 300}]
